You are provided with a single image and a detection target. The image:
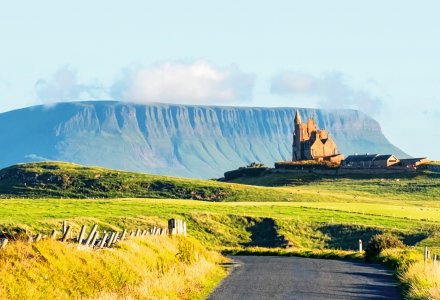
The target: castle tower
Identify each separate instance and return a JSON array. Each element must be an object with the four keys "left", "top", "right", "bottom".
[
  {"left": 292, "top": 111, "right": 342, "bottom": 162},
  {"left": 292, "top": 111, "right": 302, "bottom": 160},
  {"left": 307, "top": 118, "right": 317, "bottom": 134}
]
